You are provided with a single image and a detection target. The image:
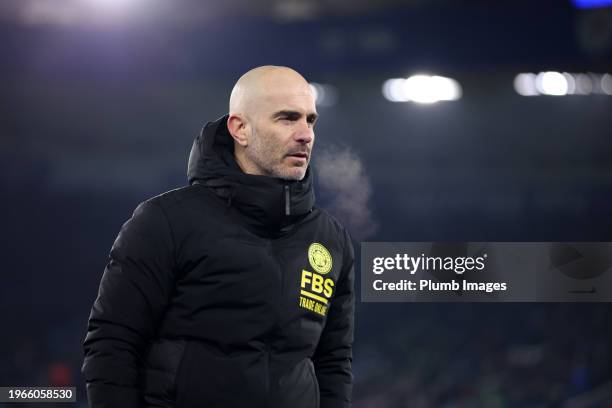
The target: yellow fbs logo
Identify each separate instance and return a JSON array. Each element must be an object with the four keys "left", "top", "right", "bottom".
[
  {"left": 300, "top": 243, "right": 335, "bottom": 317},
  {"left": 308, "top": 242, "right": 332, "bottom": 275}
]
